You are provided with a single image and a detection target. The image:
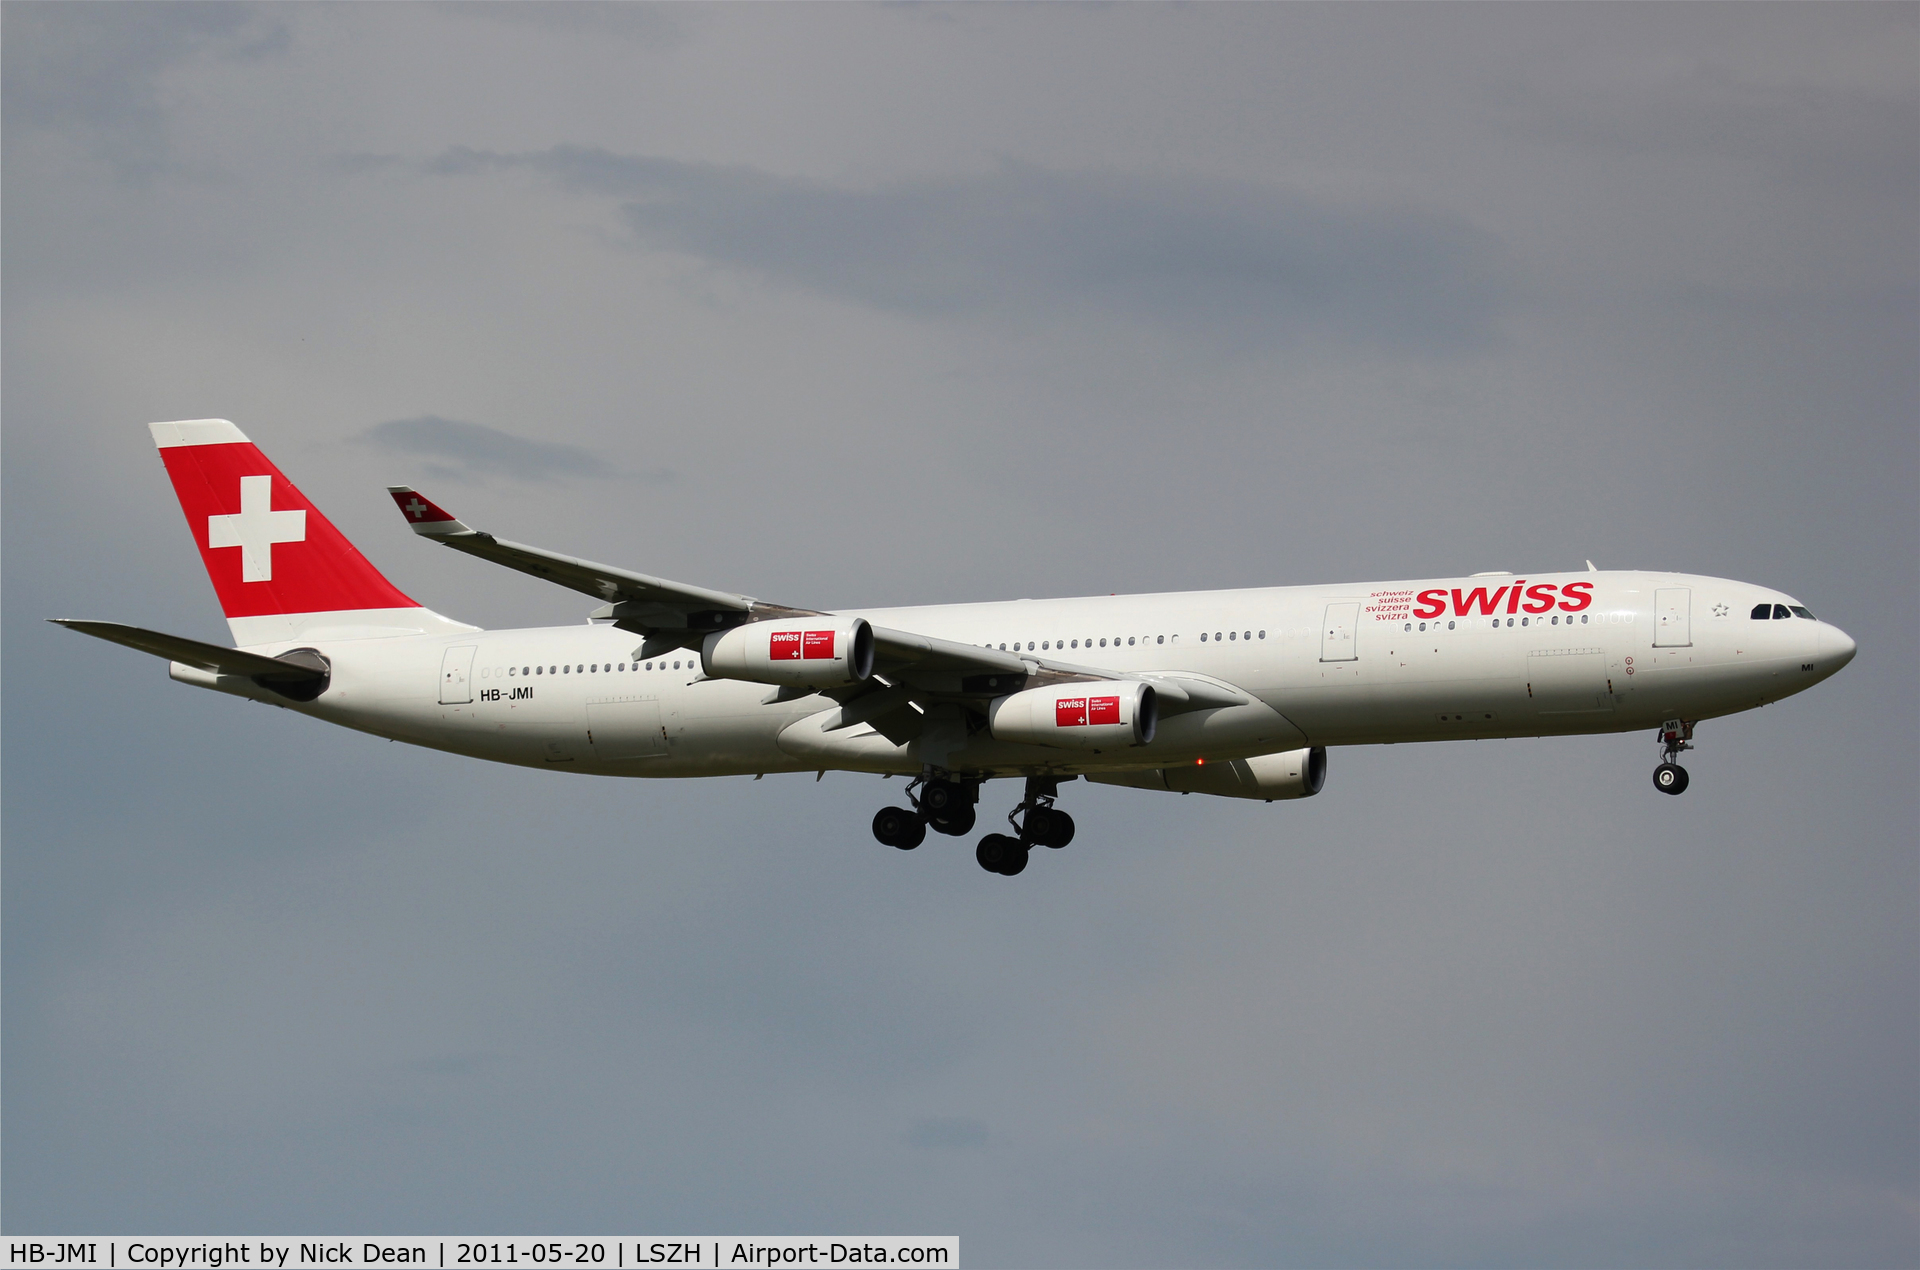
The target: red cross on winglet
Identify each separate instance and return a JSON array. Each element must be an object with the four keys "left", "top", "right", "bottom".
[{"left": 385, "top": 486, "right": 470, "bottom": 537}]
